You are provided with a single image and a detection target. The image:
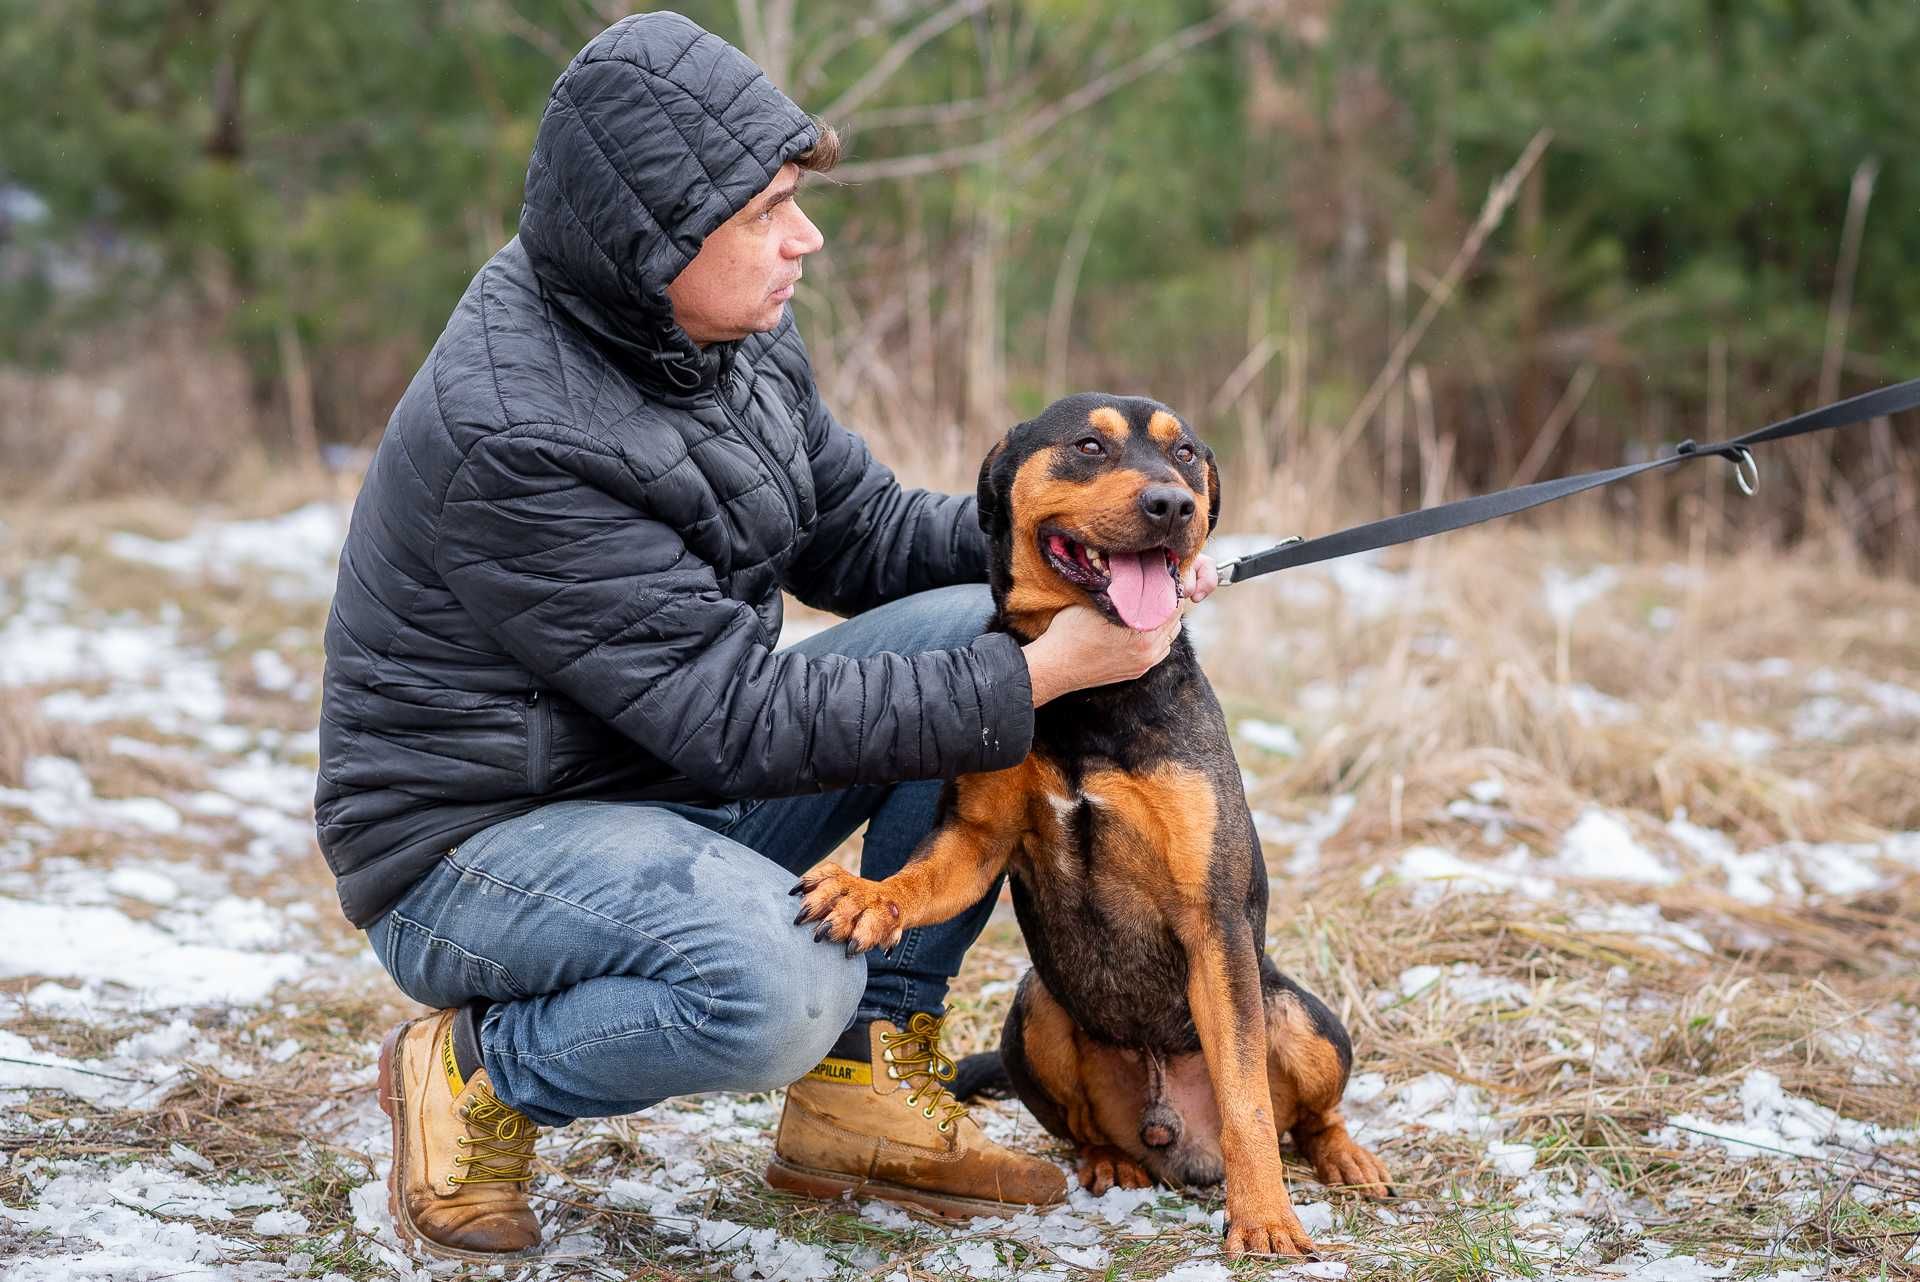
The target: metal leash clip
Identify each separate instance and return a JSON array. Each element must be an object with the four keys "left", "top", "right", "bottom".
[
  {"left": 1675, "top": 439, "right": 1760, "bottom": 497},
  {"left": 1214, "top": 535, "right": 1303, "bottom": 586}
]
